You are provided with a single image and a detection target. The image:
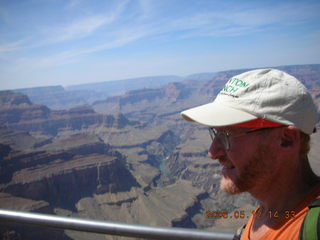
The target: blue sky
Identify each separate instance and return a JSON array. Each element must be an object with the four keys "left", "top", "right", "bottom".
[{"left": 0, "top": 0, "right": 319, "bottom": 90}]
